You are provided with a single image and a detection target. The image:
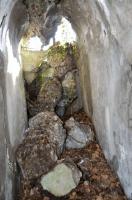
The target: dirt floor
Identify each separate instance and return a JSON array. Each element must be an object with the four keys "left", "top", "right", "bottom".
[{"left": 18, "top": 111, "right": 127, "bottom": 200}]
